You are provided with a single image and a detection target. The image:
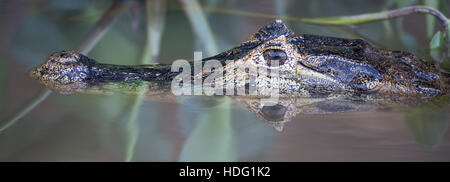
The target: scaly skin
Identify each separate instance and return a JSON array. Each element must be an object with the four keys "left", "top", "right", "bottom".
[
  {"left": 29, "top": 20, "right": 443, "bottom": 97},
  {"left": 28, "top": 20, "right": 447, "bottom": 131}
]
